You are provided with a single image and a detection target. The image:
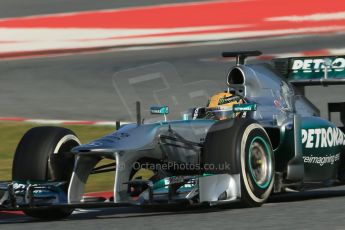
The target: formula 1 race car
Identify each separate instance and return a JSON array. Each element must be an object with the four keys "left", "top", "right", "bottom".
[{"left": 1, "top": 51, "right": 345, "bottom": 219}]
